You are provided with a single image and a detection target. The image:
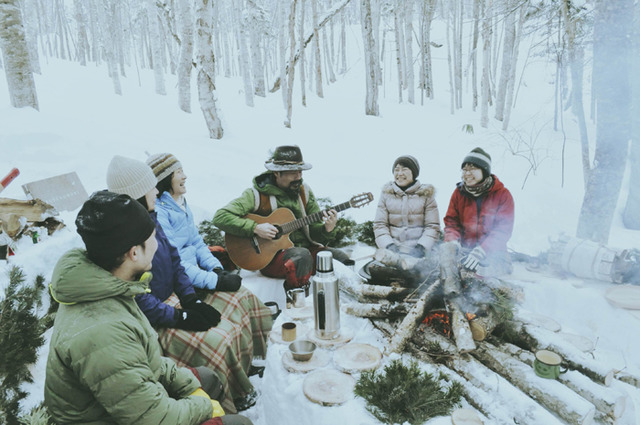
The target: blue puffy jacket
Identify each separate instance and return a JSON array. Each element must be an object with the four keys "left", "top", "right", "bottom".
[
  {"left": 135, "top": 212, "right": 197, "bottom": 327},
  {"left": 155, "top": 192, "right": 223, "bottom": 290}
]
